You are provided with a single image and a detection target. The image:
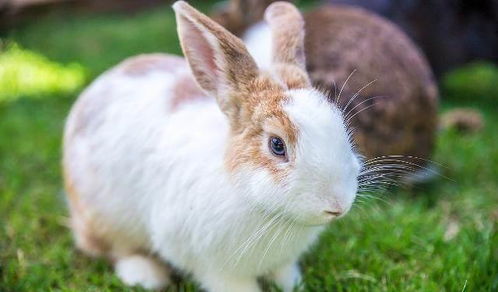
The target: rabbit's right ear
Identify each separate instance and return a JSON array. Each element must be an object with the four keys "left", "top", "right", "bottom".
[
  {"left": 173, "top": 1, "right": 259, "bottom": 119},
  {"left": 264, "top": 2, "right": 306, "bottom": 70}
]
